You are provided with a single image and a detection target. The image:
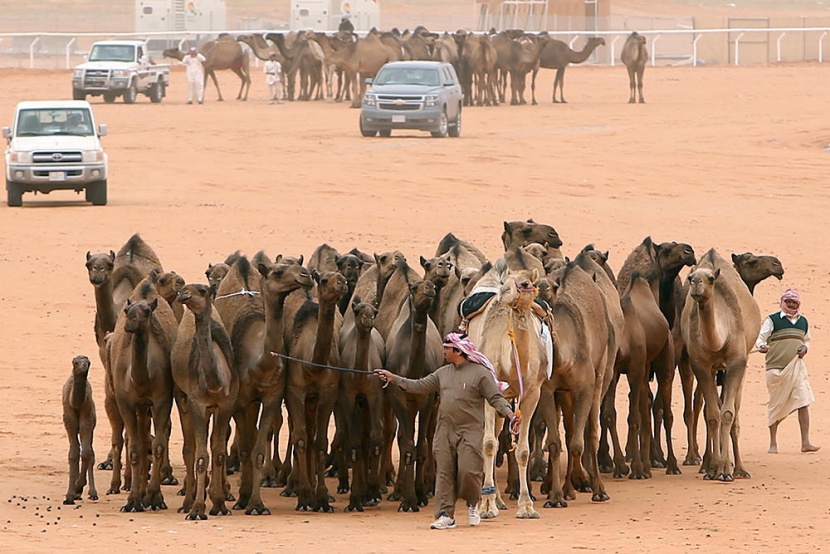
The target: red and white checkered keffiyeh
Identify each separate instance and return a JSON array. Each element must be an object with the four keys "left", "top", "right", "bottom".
[{"left": 443, "top": 332, "right": 509, "bottom": 392}]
